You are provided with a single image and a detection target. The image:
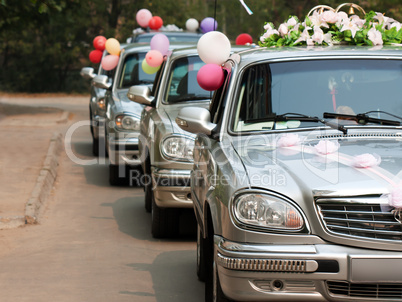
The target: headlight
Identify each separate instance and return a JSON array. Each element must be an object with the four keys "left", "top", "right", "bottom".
[
  {"left": 161, "top": 135, "right": 195, "bottom": 162},
  {"left": 115, "top": 114, "right": 140, "bottom": 131},
  {"left": 96, "top": 97, "right": 106, "bottom": 111},
  {"left": 233, "top": 193, "right": 304, "bottom": 231}
]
